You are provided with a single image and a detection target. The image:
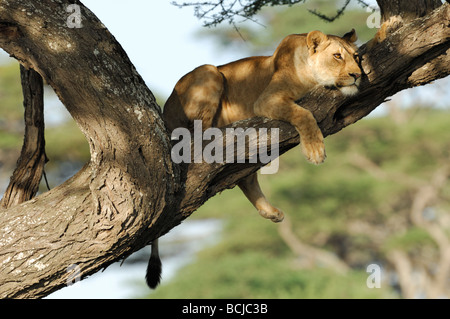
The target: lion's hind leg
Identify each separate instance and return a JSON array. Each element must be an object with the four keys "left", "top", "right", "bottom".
[
  {"left": 238, "top": 173, "right": 284, "bottom": 223},
  {"left": 175, "top": 64, "right": 225, "bottom": 129}
]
